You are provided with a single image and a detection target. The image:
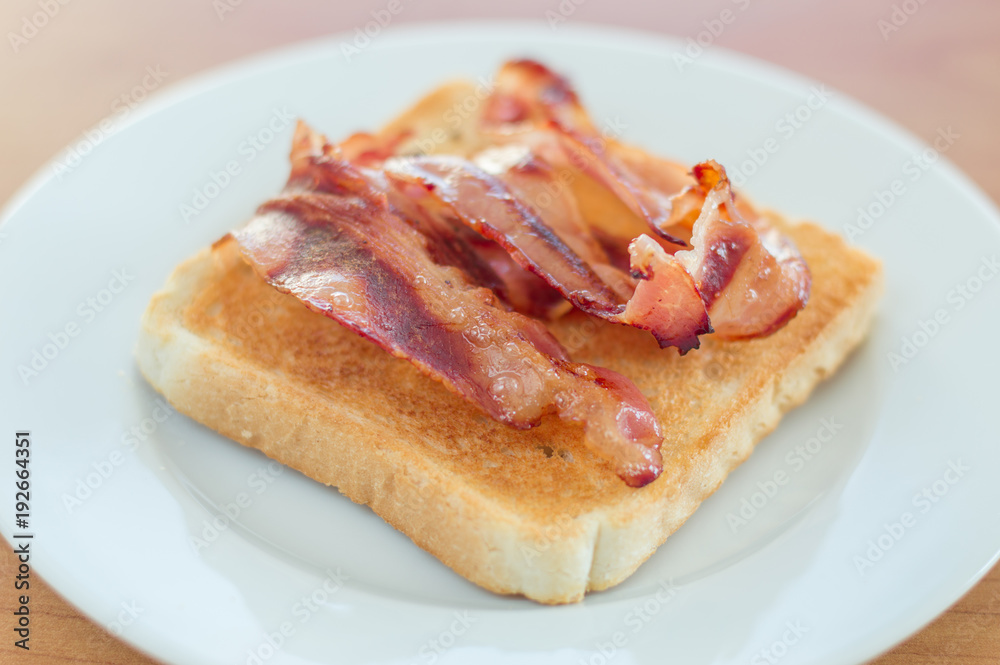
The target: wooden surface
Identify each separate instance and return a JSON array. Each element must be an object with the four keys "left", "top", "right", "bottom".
[{"left": 1, "top": 1, "right": 998, "bottom": 663}]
